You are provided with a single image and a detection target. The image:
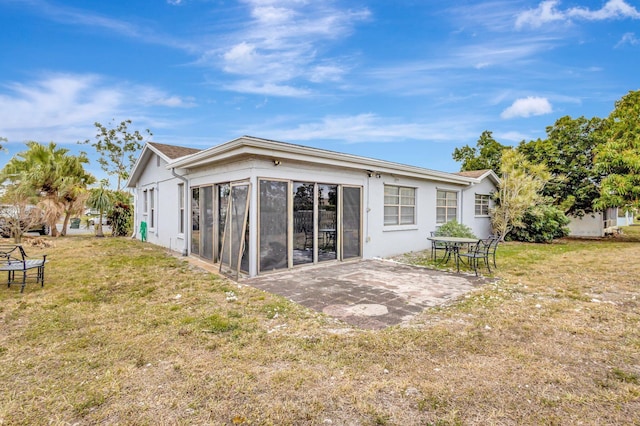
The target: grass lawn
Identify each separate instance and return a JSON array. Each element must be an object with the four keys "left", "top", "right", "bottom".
[{"left": 1, "top": 229, "right": 639, "bottom": 425}]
